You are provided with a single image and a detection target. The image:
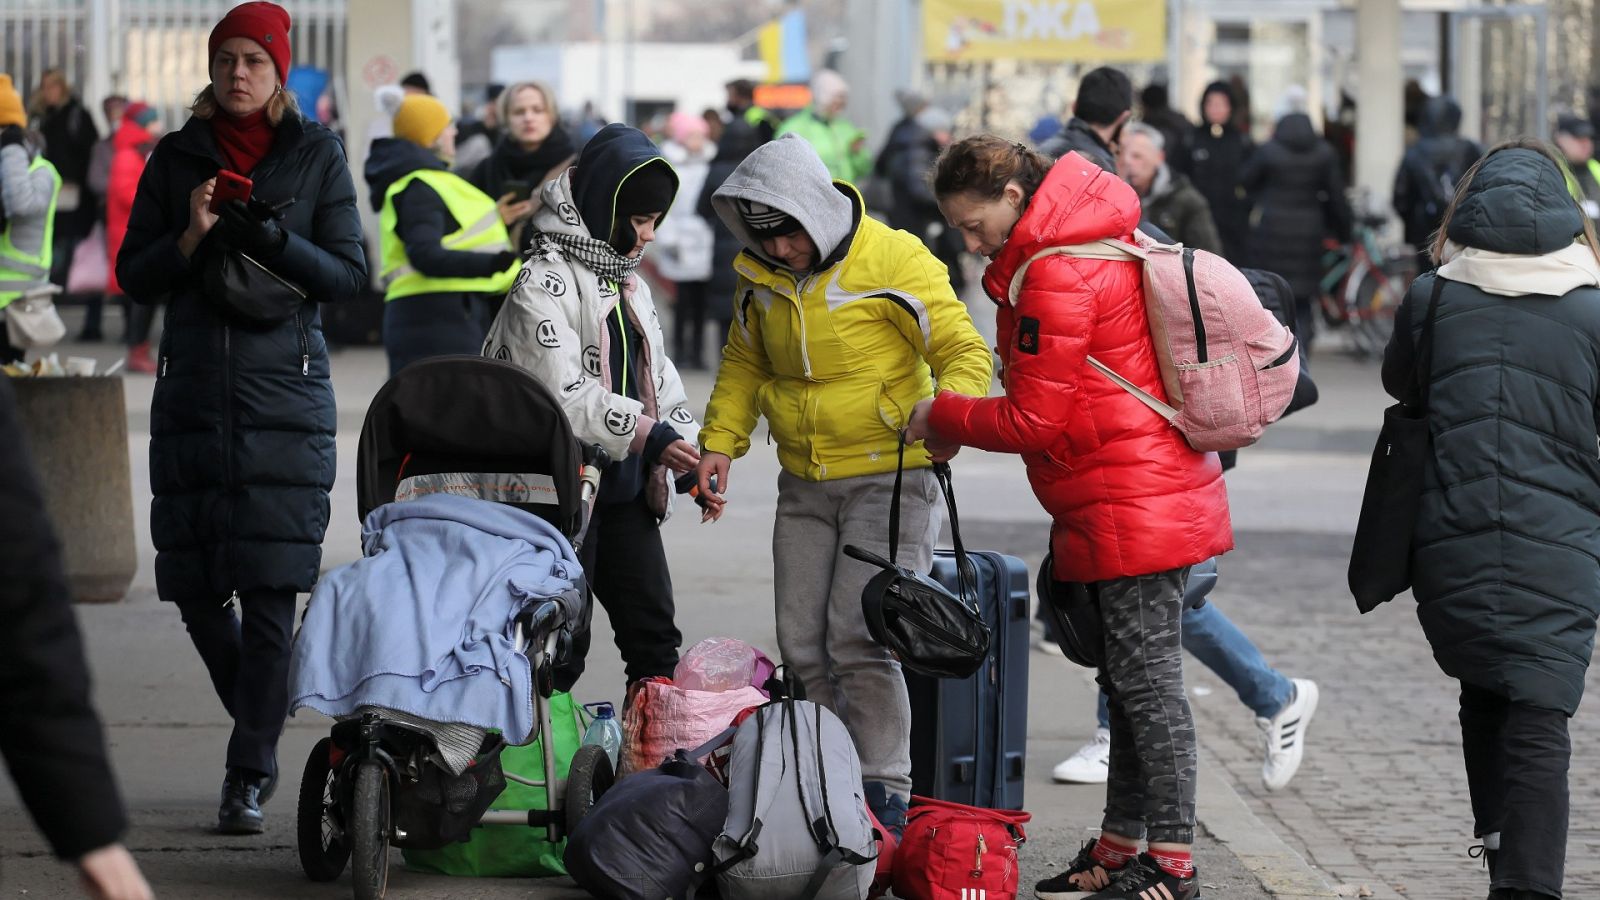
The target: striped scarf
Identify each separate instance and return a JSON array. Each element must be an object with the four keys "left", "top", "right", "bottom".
[{"left": 532, "top": 229, "right": 642, "bottom": 283}]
